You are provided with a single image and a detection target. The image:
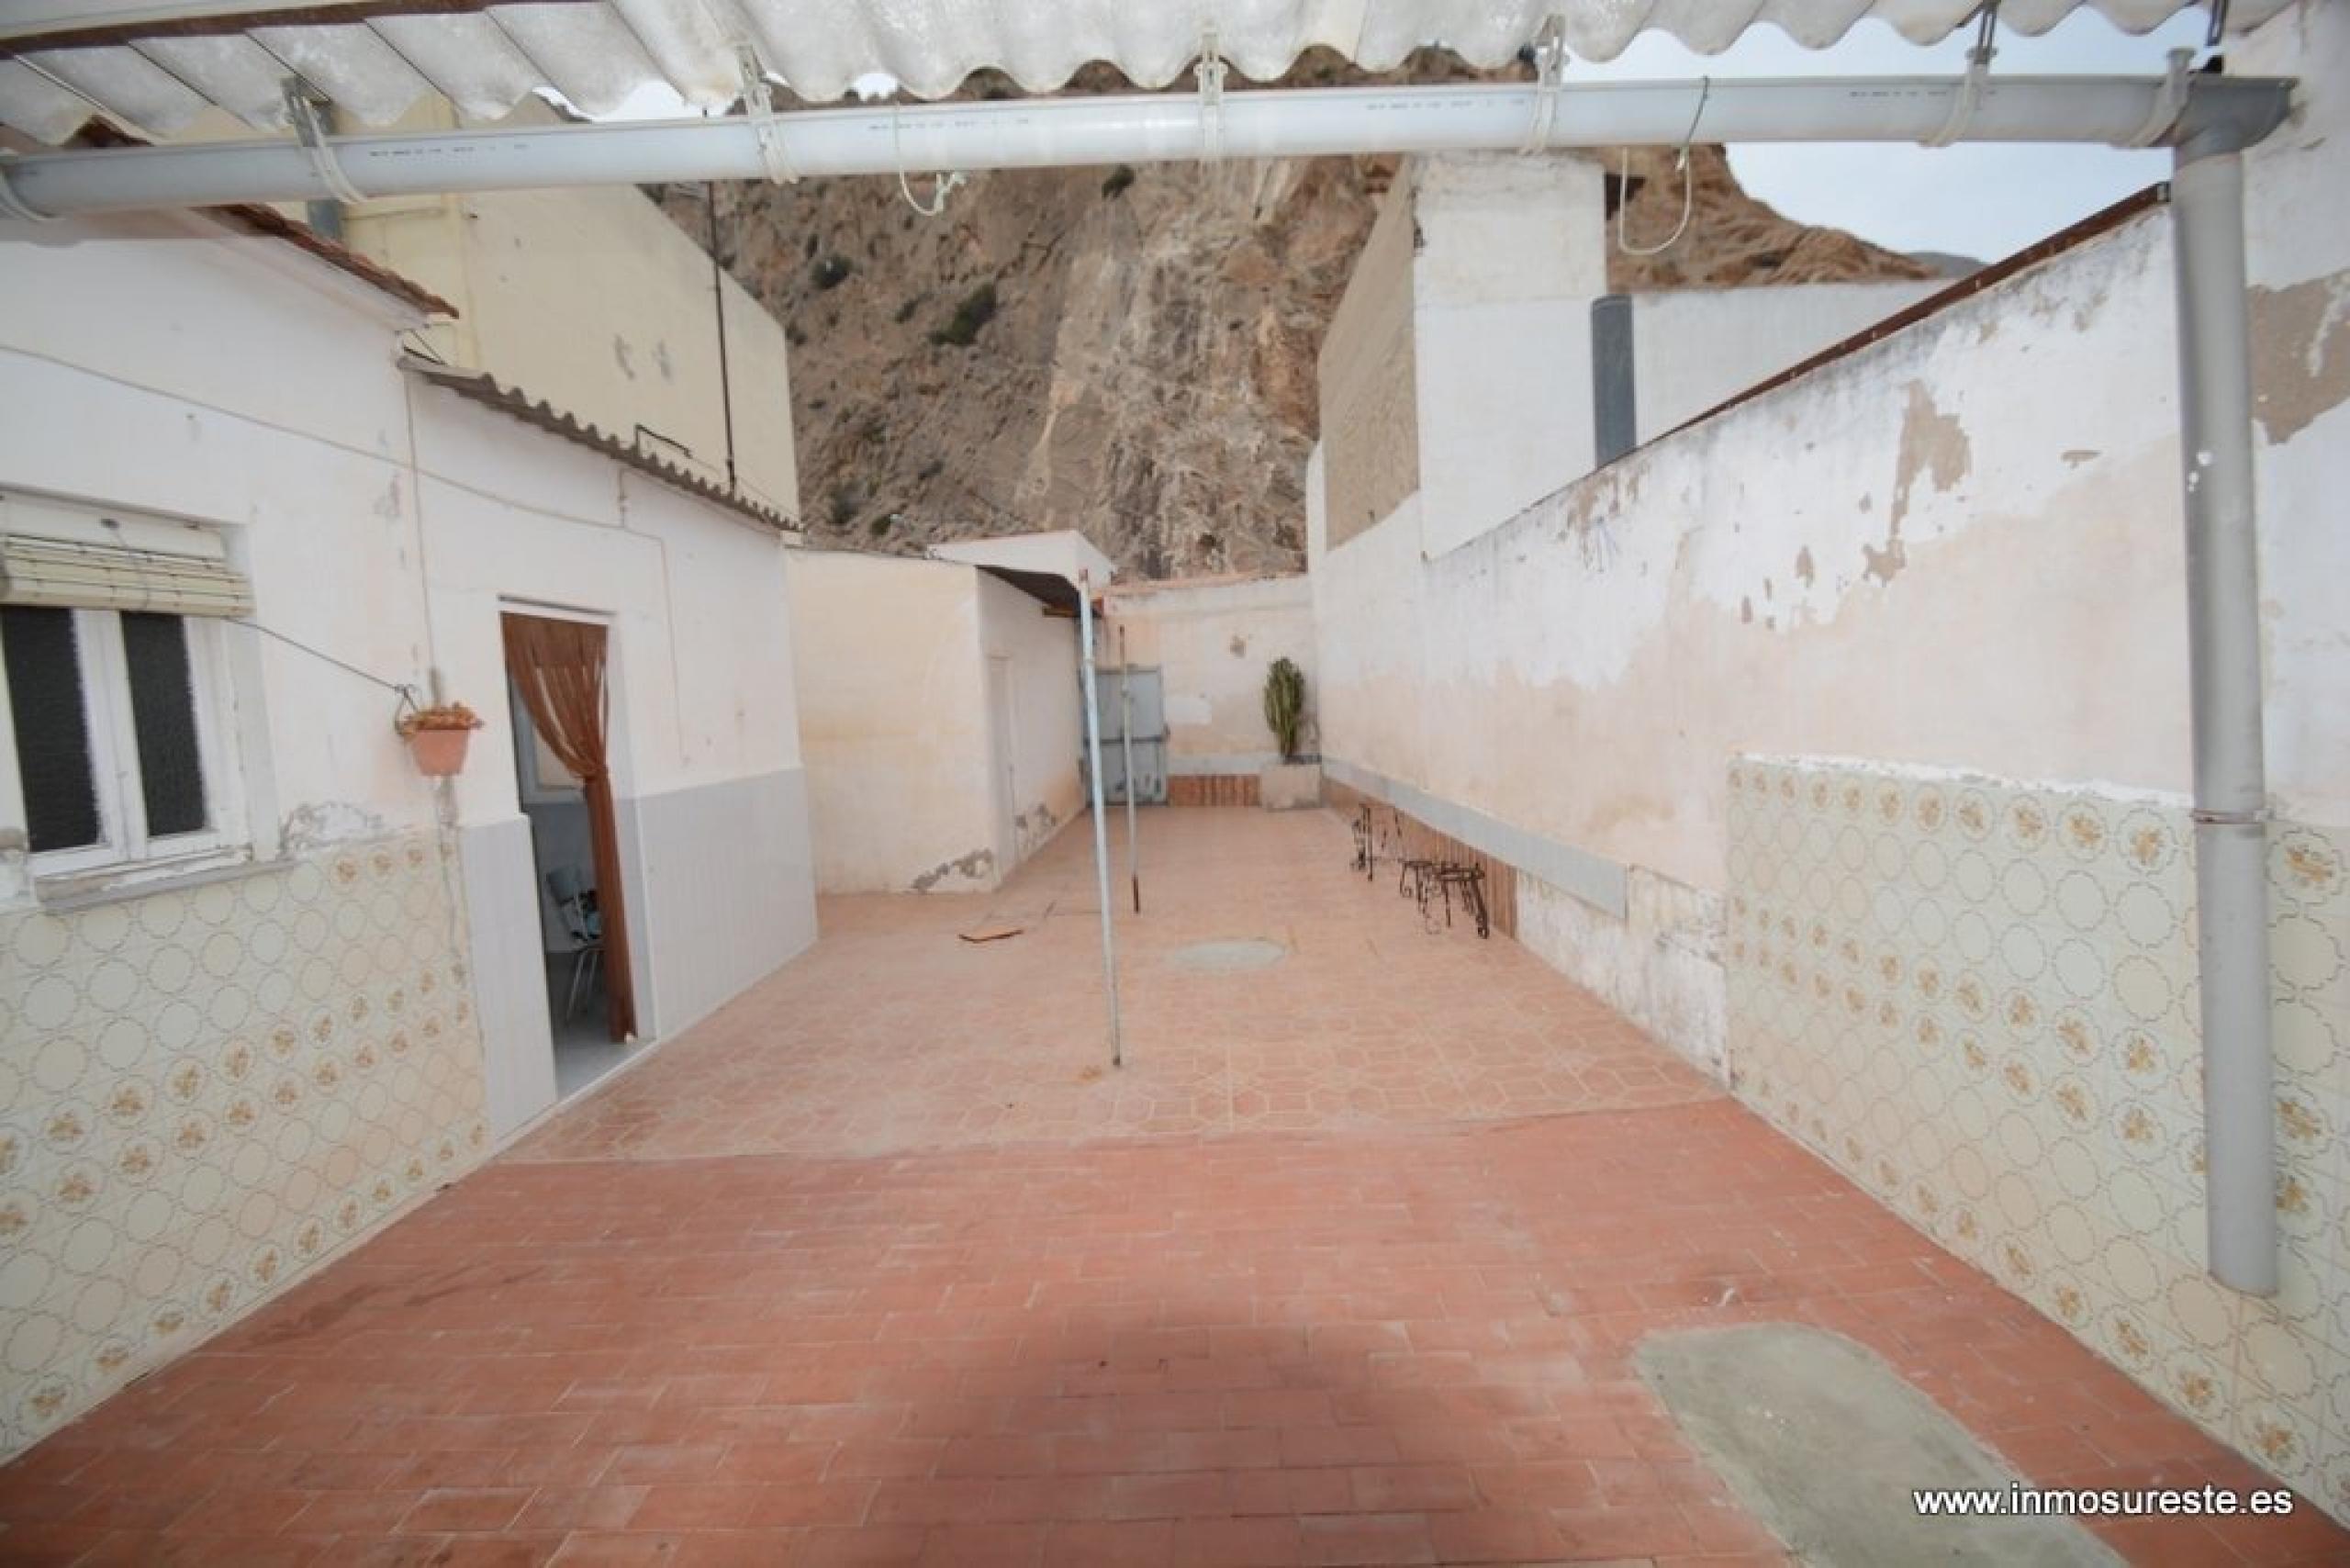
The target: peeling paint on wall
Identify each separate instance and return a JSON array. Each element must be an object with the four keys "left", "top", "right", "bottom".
[
  {"left": 2250, "top": 266, "right": 2350, "bottom": 444},
  {"left": 911, "top": 847, "right": 995, "bottom": 891},
  {"left": 281, "top": 801, "right": 395, "bottom": 854},
  {"left": 1870, "top": 381, "right": 1973, "bottom": 586},
  {"left": 1315, "top": 199, "right": 2210, "bottom": 898},
  {"left": 1518, "top": 860, "right": 1725, "bottom": 1073},
  {"left": 1013, "top": 803, "right": 1061, "bottom": 859}
]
